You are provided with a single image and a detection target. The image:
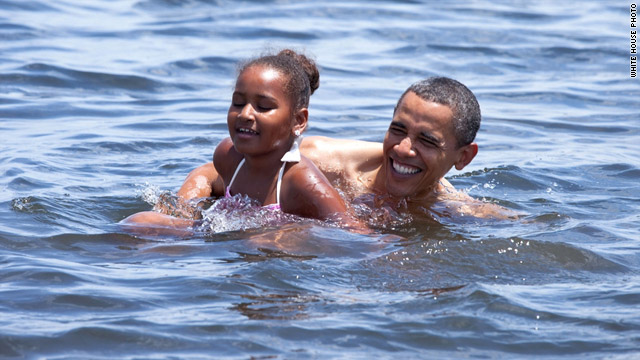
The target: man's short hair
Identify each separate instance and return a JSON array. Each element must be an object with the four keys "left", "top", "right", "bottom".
[{"left": 396, "top": 77, "right": 481, "bottom": 147}]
